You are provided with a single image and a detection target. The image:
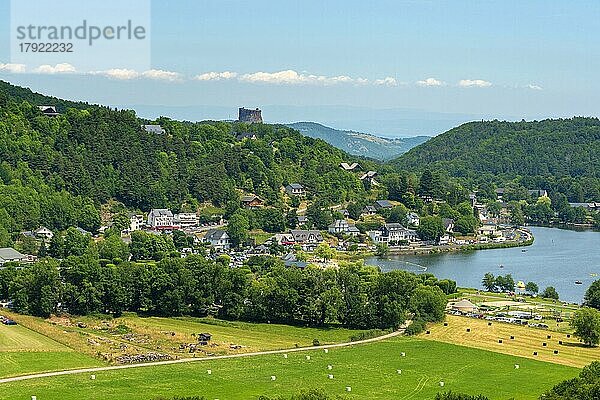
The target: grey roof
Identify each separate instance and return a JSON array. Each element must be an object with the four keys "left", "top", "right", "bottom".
[
  {"left": 241, "top": 195, "right": 261, "bottom": 202},
  {"left": 205, "top": 229, "right": 228, "bottom": 241},
  {"left": 290, "top": 230, "right": 323, "bottom": 243},
  {"left": 374, "top": 200, "right": 393, "bottom": 208},
  {"left": 143, "top": 124, "right": 166, "bottom": 134},
  {"left": 339, "top": 162, "right": 360, "bottom": 170},
  {"left": 0, "top": 248, "right": 26, "bottom": 261},
  {"left": 287, "top": 183, "right": 304, "bottom": 190},
  {"left": 149, "top": 209, "right": 173, "bottom": 217},
  {"left": 363, "top": 205, "right": 377, "bottom": 212}
]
